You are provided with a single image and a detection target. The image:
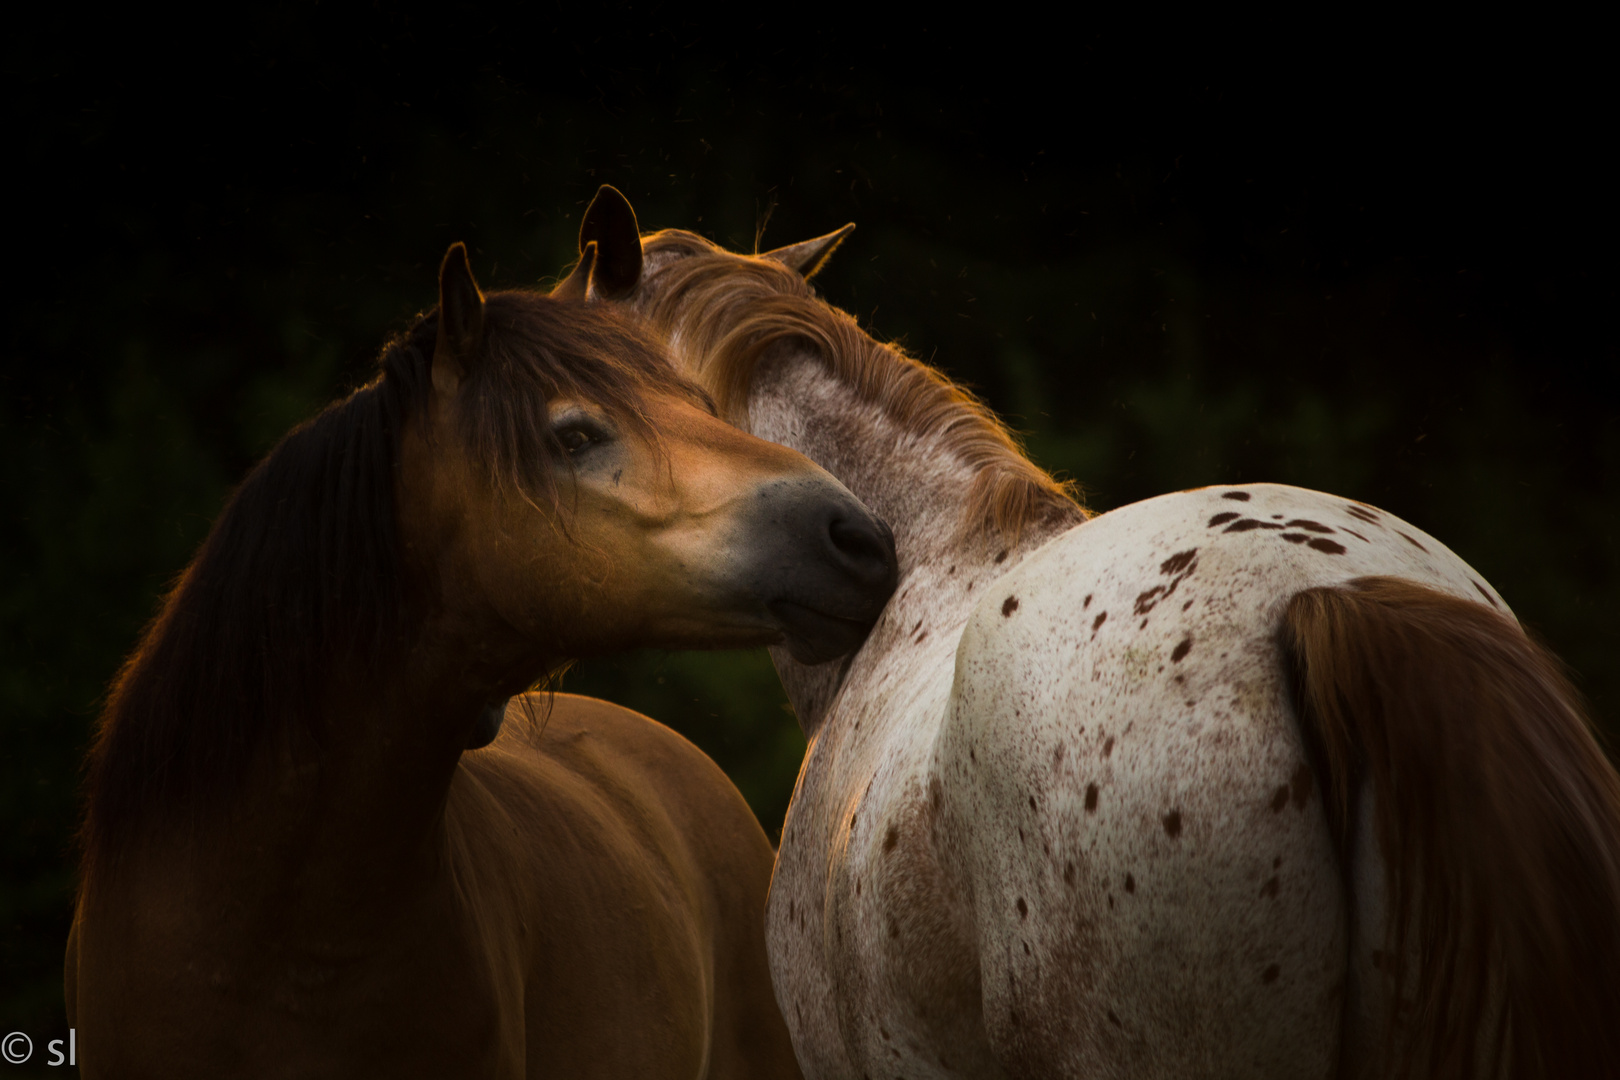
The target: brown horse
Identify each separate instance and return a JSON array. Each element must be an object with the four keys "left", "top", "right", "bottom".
[
  {"left": 571, "top": 185, "right": 1620, "bottom": 1079},
  {"left": 66, "top": 242, "right": 898, "bottom": 1078}
]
